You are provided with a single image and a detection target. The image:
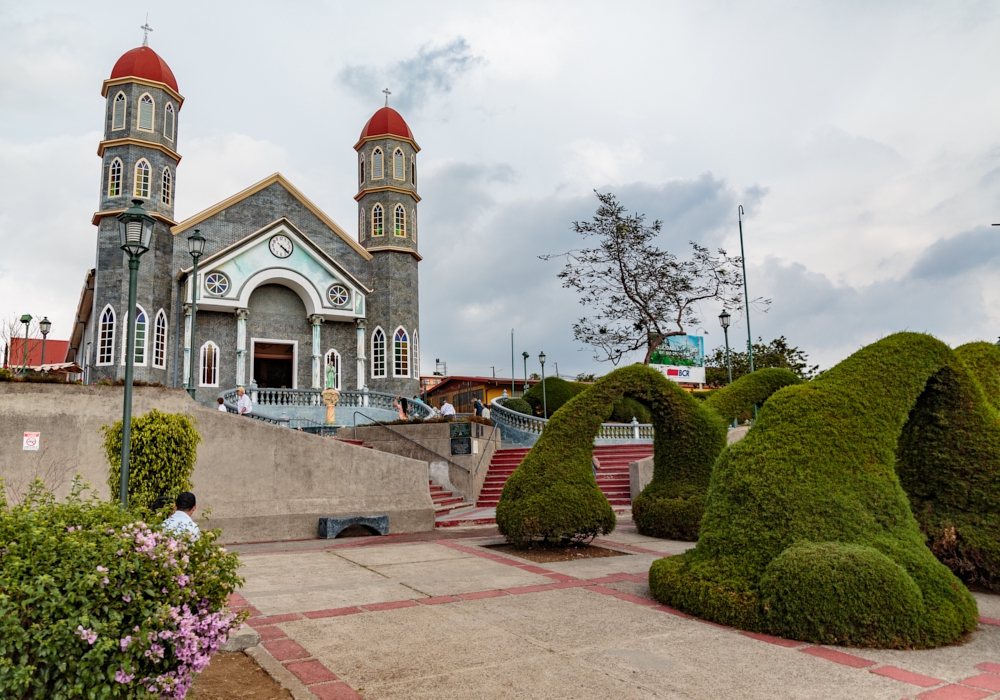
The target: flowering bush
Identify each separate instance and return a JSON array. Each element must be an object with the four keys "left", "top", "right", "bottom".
[{"left": 0, "top": 479, "right": 245, "bottom": 699}]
